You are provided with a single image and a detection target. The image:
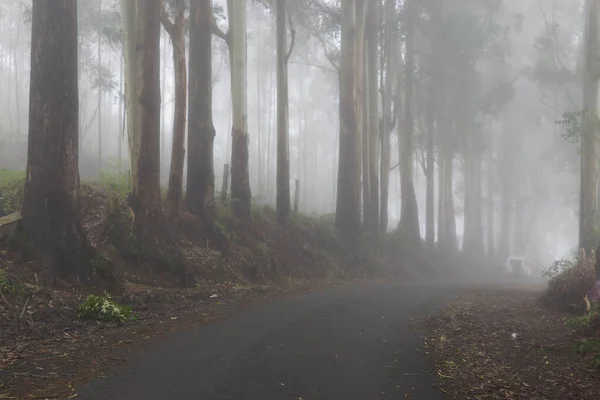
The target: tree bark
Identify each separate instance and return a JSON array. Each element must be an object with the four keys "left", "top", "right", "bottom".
[
  {"left": 398, "top": 0, "right": 421, "bottom": 242},
  {"left": 121, "top": 0, "right": 162, "bottom": 223},
  {"left": 425, "top": 95, "right": 435, "bottom": 248},
  {"left": 437, "top": 121, "right": 456, "bottom": 254},
  {"left": 335, "top": 0, "right": 362, "bottom": 240},
  {"left": 580, "top": 0, "right": 600, "bottom": 252},
  {"left": 367, "top": 0, "right": 380, "bottom": 235},
  {"left": 486, "top": 142, "right": 495, "bottom": 259},
  {"left": 22, "top": 0, "right": 92, "bottom": 281},
  {"left": 462, "top": 136, "right": 485, "bottom": 257},
  {"left": 229, "top": 0, "right": 252, "bottom": 219},
  {"left": 379, "top": 0, "right": 396, "bottom": 234},
  {"left": 186, "top": 0, "right": 216, "bottom": 224},
  {"left": 163, "top": 0, "right": 188, "bottom": 214},
  {"left": 275, "top": 0, "right": 291, "bottom": 225},
  {"left": 97, "top": 0, "right": 103, "bottom": 176}
]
